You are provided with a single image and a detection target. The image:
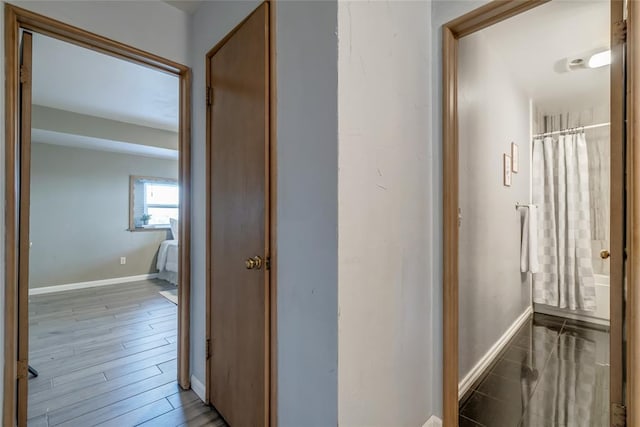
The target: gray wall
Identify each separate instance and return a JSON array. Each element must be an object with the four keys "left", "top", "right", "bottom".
[
  {"left": 189, "top": 2, "right": 338, "bottom": 425},
  {"left": 32, "top": 105, "right": 179, "bottom": 150},
  {"left": 337, "top": 1, "right": 433, "bottom": 425},
  {"left": 29, "top": 143, "right": 177, "bottom": 287},
  {"left": 431, "top": 0, "right": 492, "bottom": 417},
  {"left": 276, "top": 2, "right": 338, "bottom": 425},
  {"left": 457, "top": 31, "right": 531, "bottom": 378}
]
